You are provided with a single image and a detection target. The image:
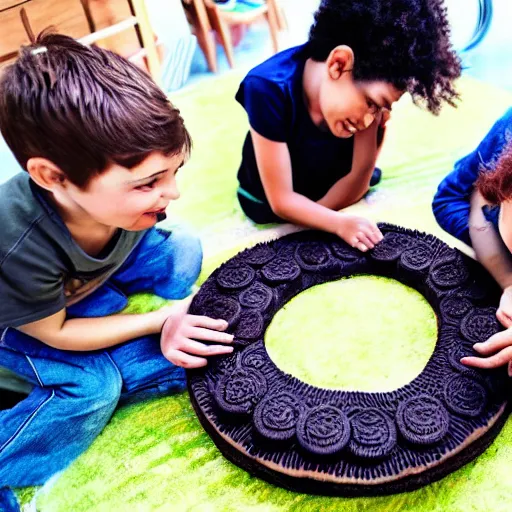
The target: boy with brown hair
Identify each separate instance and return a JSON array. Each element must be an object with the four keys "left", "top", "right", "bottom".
[{"left": 0, "top": 33, "right": 233, "bottom": 489}]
